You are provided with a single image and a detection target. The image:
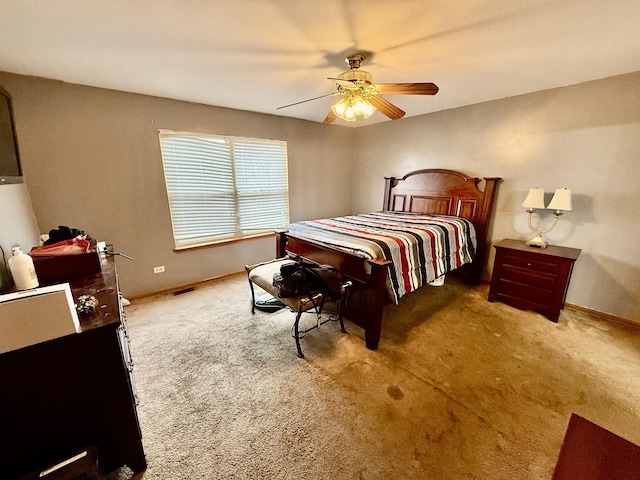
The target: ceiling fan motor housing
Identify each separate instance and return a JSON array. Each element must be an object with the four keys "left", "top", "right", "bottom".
[{"left": 338, "top": 70, "right": 373, "bottom": 86}]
